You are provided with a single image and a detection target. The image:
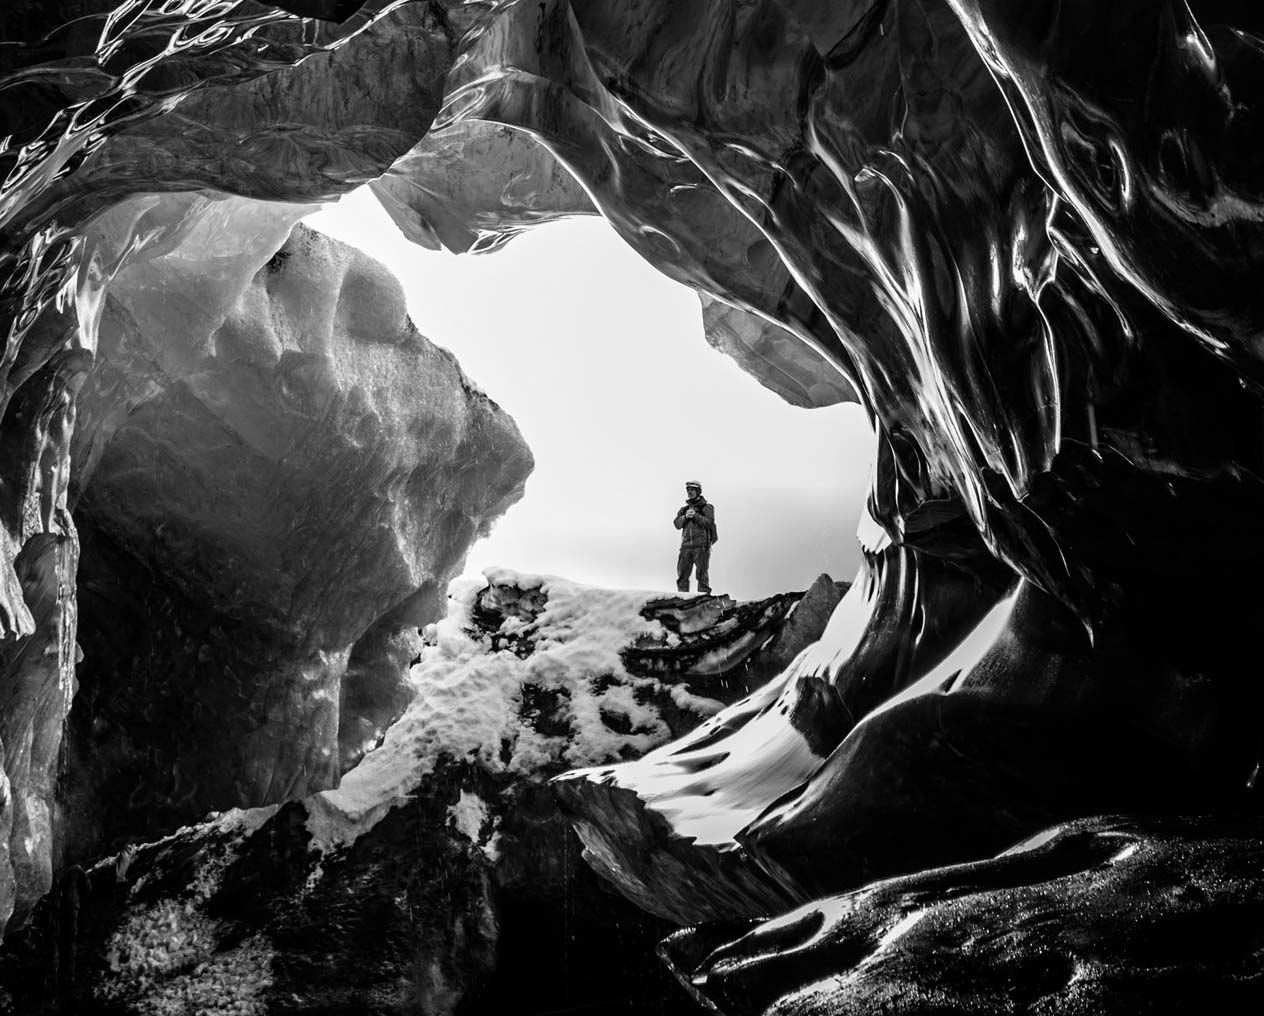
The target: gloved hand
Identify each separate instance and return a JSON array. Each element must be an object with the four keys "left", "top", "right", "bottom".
[{"left": 686, "top": 508, "right": 696, "bottom": 519}]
